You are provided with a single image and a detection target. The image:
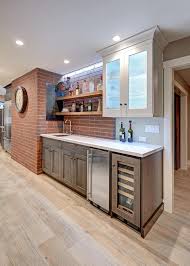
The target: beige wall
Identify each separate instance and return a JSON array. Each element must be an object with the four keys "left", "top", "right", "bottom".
[
  {"left": 174, "top": 72, "right": 190, "bottom": 161},
  {"left": 164, "top": 35, "right": 190, "bottom": 161},
  {"left": 164, "top": 36, "right": 190, "bottom": 61}
]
